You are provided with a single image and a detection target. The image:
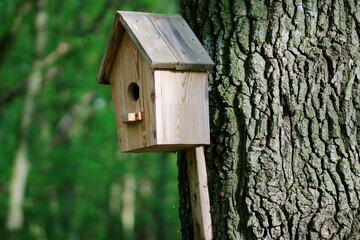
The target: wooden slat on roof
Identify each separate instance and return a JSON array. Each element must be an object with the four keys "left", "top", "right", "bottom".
[
  {"left": 149, "top": 15, "right": 214, "bottom": 71},
  {"left": 119, "top": 11, "right": 179, "bottom": 70},
  {"left": 97, "top": 11, "right": 214, "bottom": 85}
]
